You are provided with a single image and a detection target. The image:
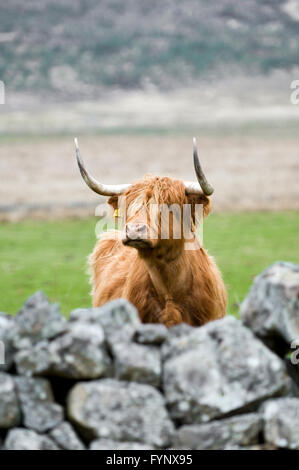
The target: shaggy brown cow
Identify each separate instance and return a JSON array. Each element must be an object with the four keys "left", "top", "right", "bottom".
[{"left": 74, "top": 138, "right": 227, "bottom": 327}]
